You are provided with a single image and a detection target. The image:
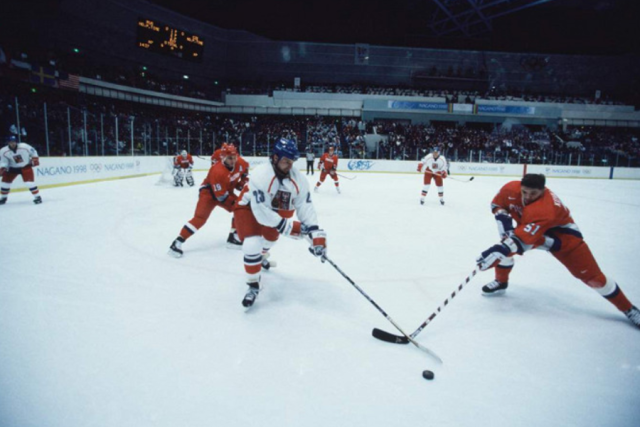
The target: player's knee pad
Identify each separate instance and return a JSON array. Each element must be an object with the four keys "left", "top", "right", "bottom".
[
  {"left": 263, "top": 227, "right": 280, "bottom": 242},
  {"left": 189, "top": 217, "right": 207, "bottom": 230},
  {"left": 243, "top": 235, "right": 263, "bottom": 256},
  {"left": 497, "top": 256, "right": 515, "bottom": 268},
  {"left": 587, "top": 273, "right": 614, "bottom": 295}
]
